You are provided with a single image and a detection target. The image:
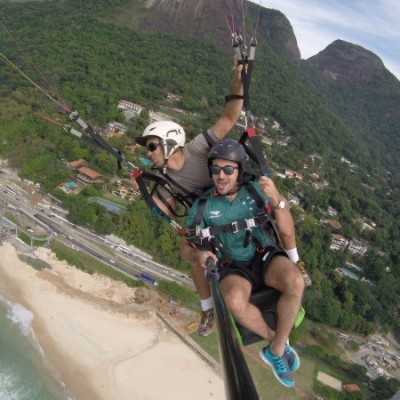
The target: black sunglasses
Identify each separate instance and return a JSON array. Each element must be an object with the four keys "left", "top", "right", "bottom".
[
  {"left": 210, "top": 165, "right": 239, "bottom": 176},
  {"left": 147, "top": 142, "right": 160, "bottom": 152}
]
